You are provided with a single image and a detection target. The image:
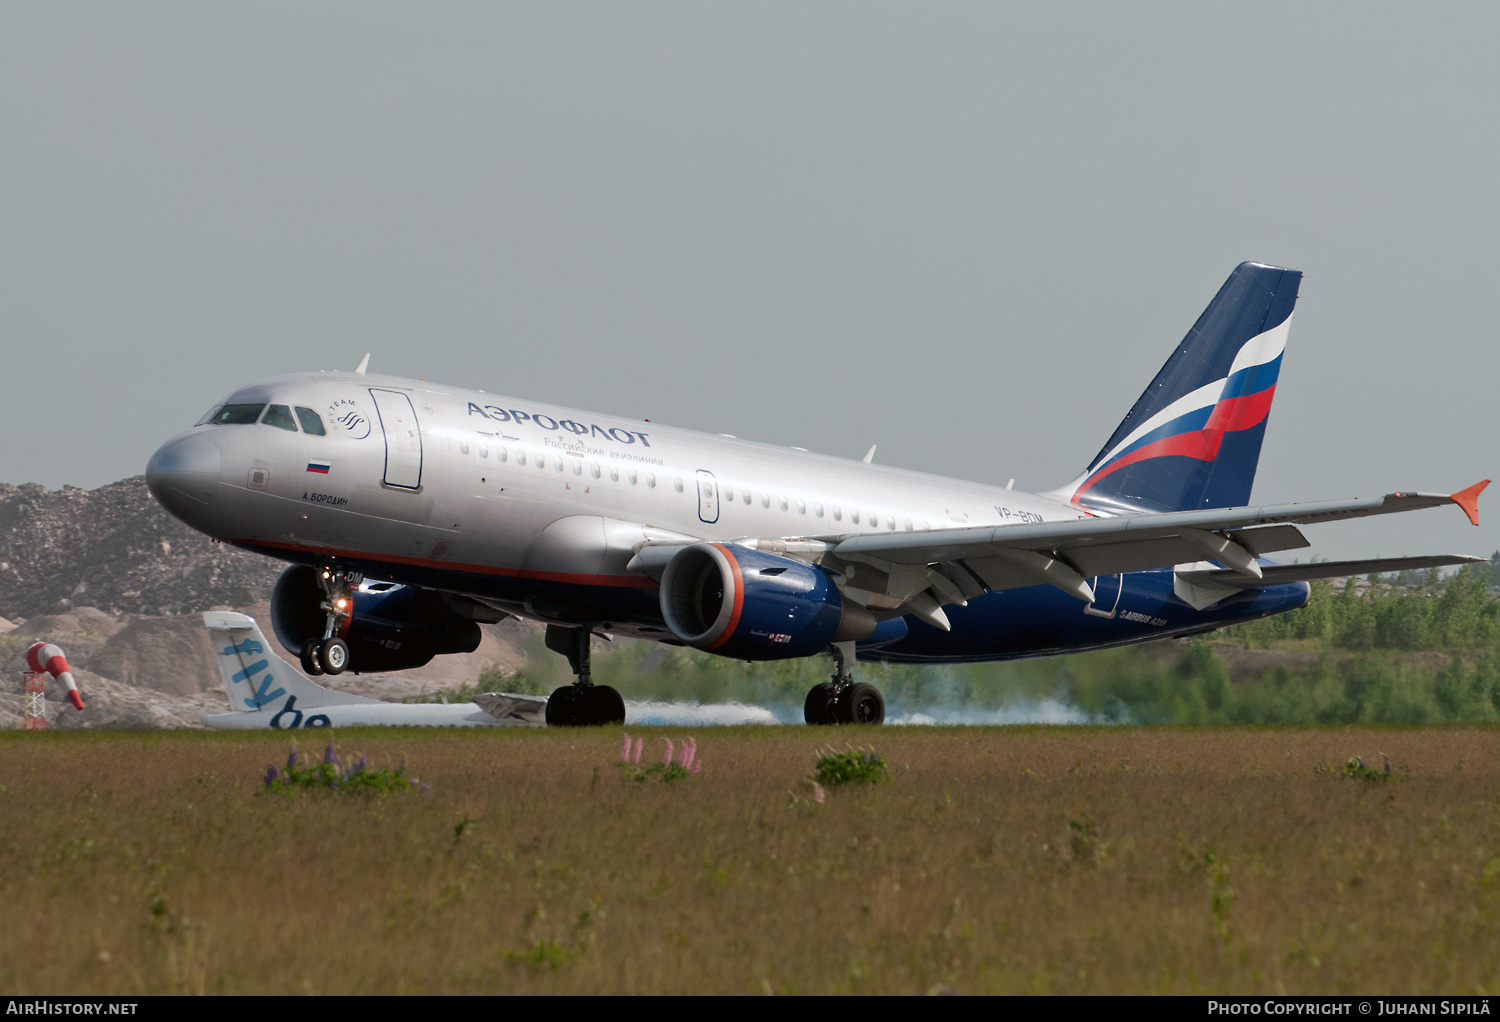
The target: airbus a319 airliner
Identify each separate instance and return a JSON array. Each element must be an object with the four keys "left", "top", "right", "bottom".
[{"left": 146, "top": 263, "right": 1487, "bottom": 726}]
